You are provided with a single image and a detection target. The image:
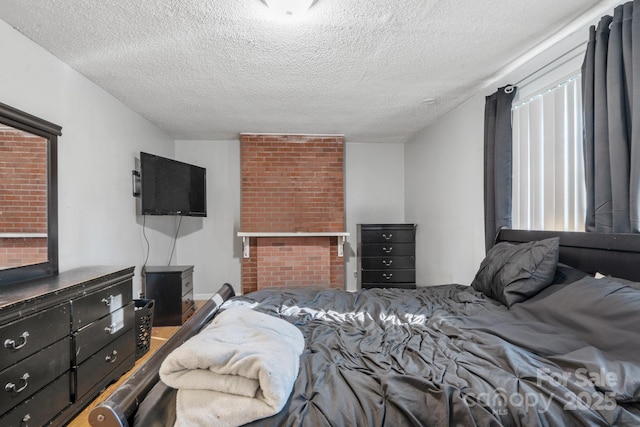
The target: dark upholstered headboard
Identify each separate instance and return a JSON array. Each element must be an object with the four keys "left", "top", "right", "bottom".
[{"left": 496, "top": 229, "right": 640, "bottom": 282}]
